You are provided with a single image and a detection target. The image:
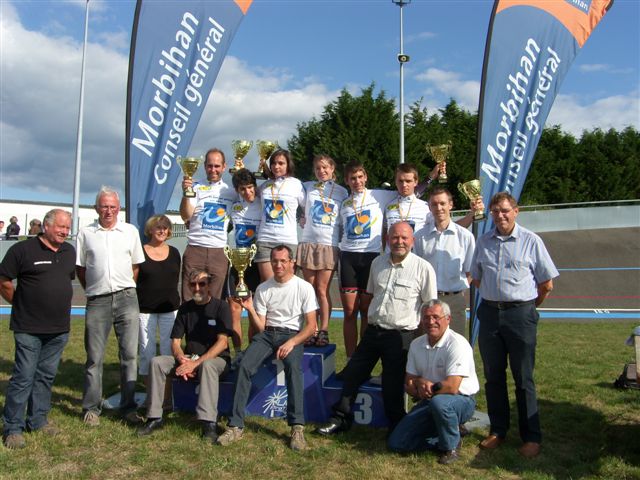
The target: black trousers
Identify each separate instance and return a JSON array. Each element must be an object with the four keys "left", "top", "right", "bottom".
[
  {"left": 333, "top": 324, "right": 415, "bottom": 429},
  {"left": 478, "top": 300, "right": 541, "bottom": 443}
]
